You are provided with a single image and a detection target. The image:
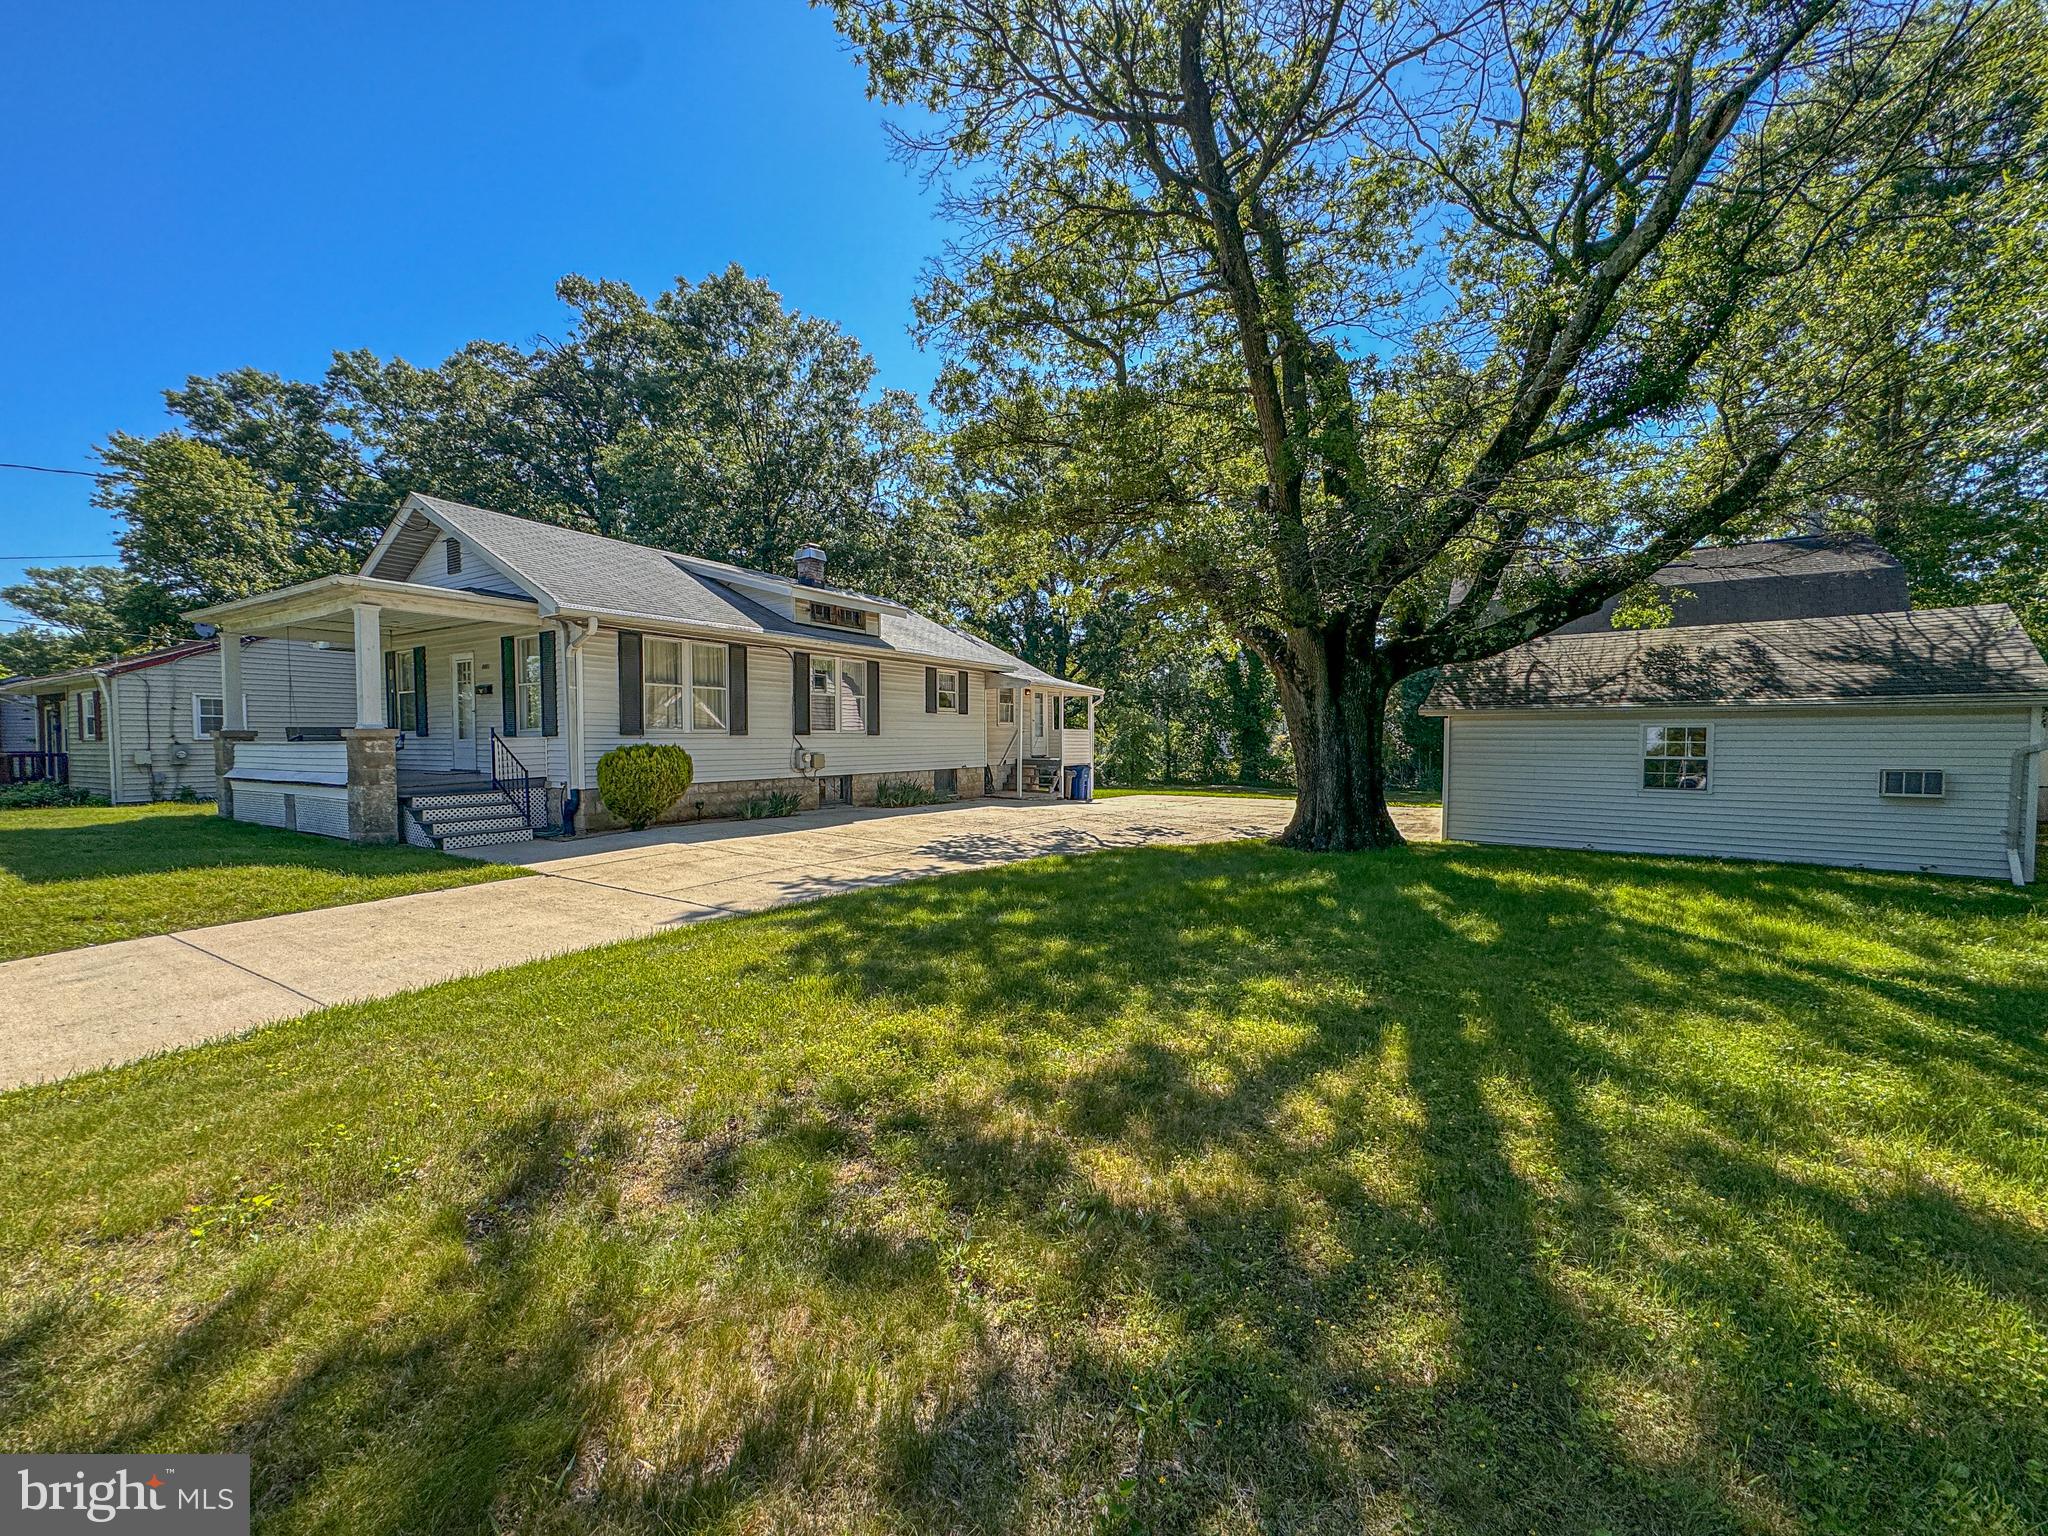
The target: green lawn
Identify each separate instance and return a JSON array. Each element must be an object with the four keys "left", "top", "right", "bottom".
[
  {"left": 2, "top": 842, "right": 2044, "bottom": 1533},
  {"left": 0, "top": 803, "right": 523, "bottom": 960}
]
